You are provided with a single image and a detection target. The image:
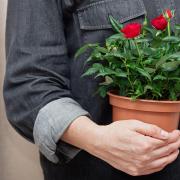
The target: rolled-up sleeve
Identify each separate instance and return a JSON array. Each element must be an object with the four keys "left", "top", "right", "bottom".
[
  {"left": 33, "top": 98, "right": 90, "bottom": 163},
  {"left": 3, "top": 0, "right": 90, "bottom": 163}
]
